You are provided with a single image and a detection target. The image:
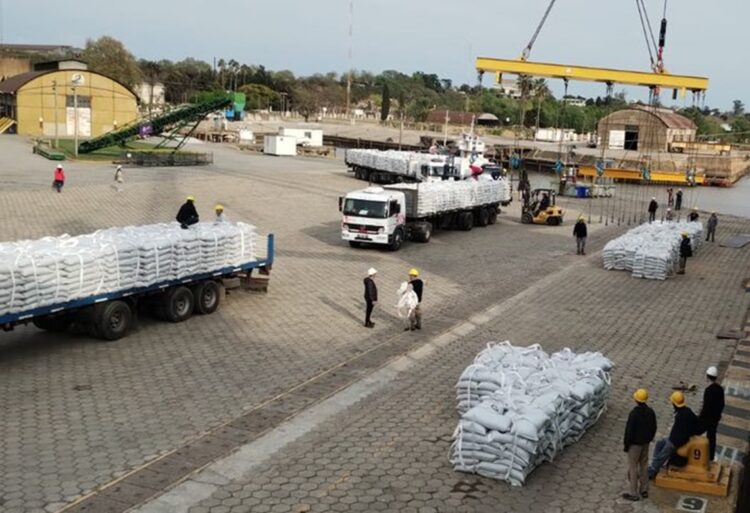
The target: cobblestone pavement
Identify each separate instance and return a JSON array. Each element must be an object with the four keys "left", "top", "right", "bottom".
[
  {"left": 0, "top": 136, "right": 645, "bottom": 513},
  {"left": 165, "top": 214, "right": 750, "bottom": 513}
]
